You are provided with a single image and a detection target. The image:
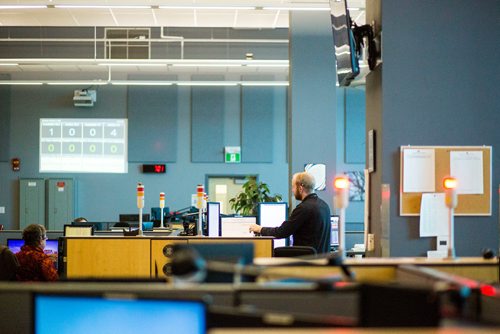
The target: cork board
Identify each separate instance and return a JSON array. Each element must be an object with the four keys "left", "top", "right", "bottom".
[{"left": 400, "top": 146, "right": 491, "bottom": 216}]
